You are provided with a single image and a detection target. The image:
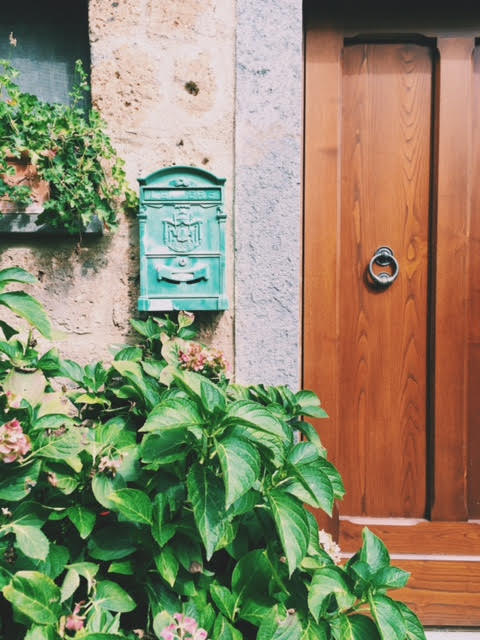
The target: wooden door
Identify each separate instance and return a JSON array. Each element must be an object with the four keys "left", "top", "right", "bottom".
[{"left": 304, "top": 2, "right": 480, "bottom": 626}]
